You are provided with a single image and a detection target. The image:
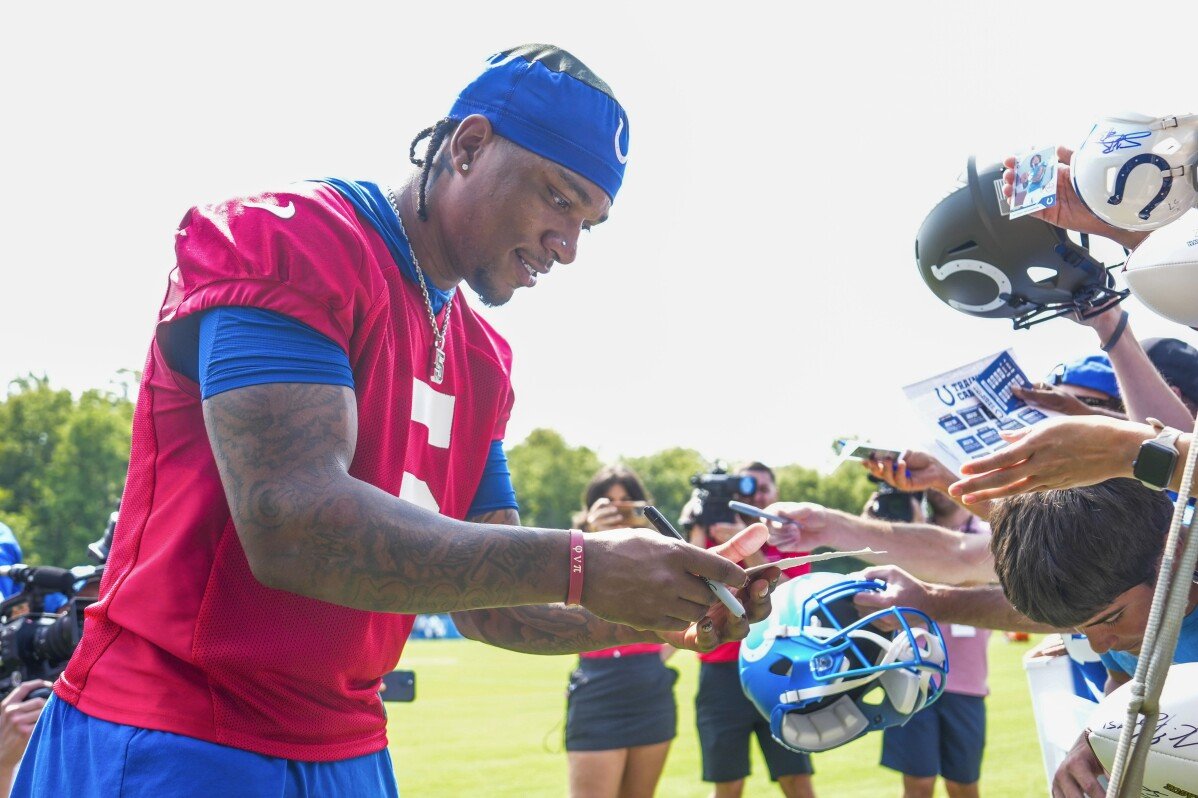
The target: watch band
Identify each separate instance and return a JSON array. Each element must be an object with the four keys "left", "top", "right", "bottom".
[
  {"left": 1134, "top": 418, "right": 1182, "bottom": 491},
  {"left": 1148, "top": 417, "right": 1183, "bottom": 451}
]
